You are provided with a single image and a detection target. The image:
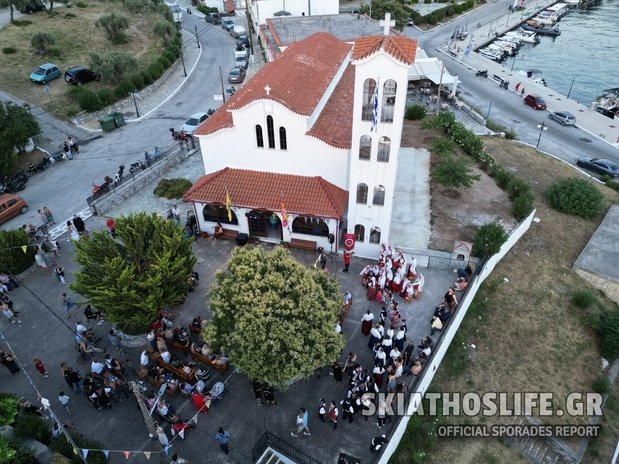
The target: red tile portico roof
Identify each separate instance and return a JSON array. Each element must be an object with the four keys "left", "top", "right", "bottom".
[
  {"left": 352, "top": 35, "right": 417, "bottom": 65},
  {"left": 194, "top": 33, "right": 351, "bottom": 137},
  {"left": 184, "top": 168, "right": 349, "bottom": 219}
]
